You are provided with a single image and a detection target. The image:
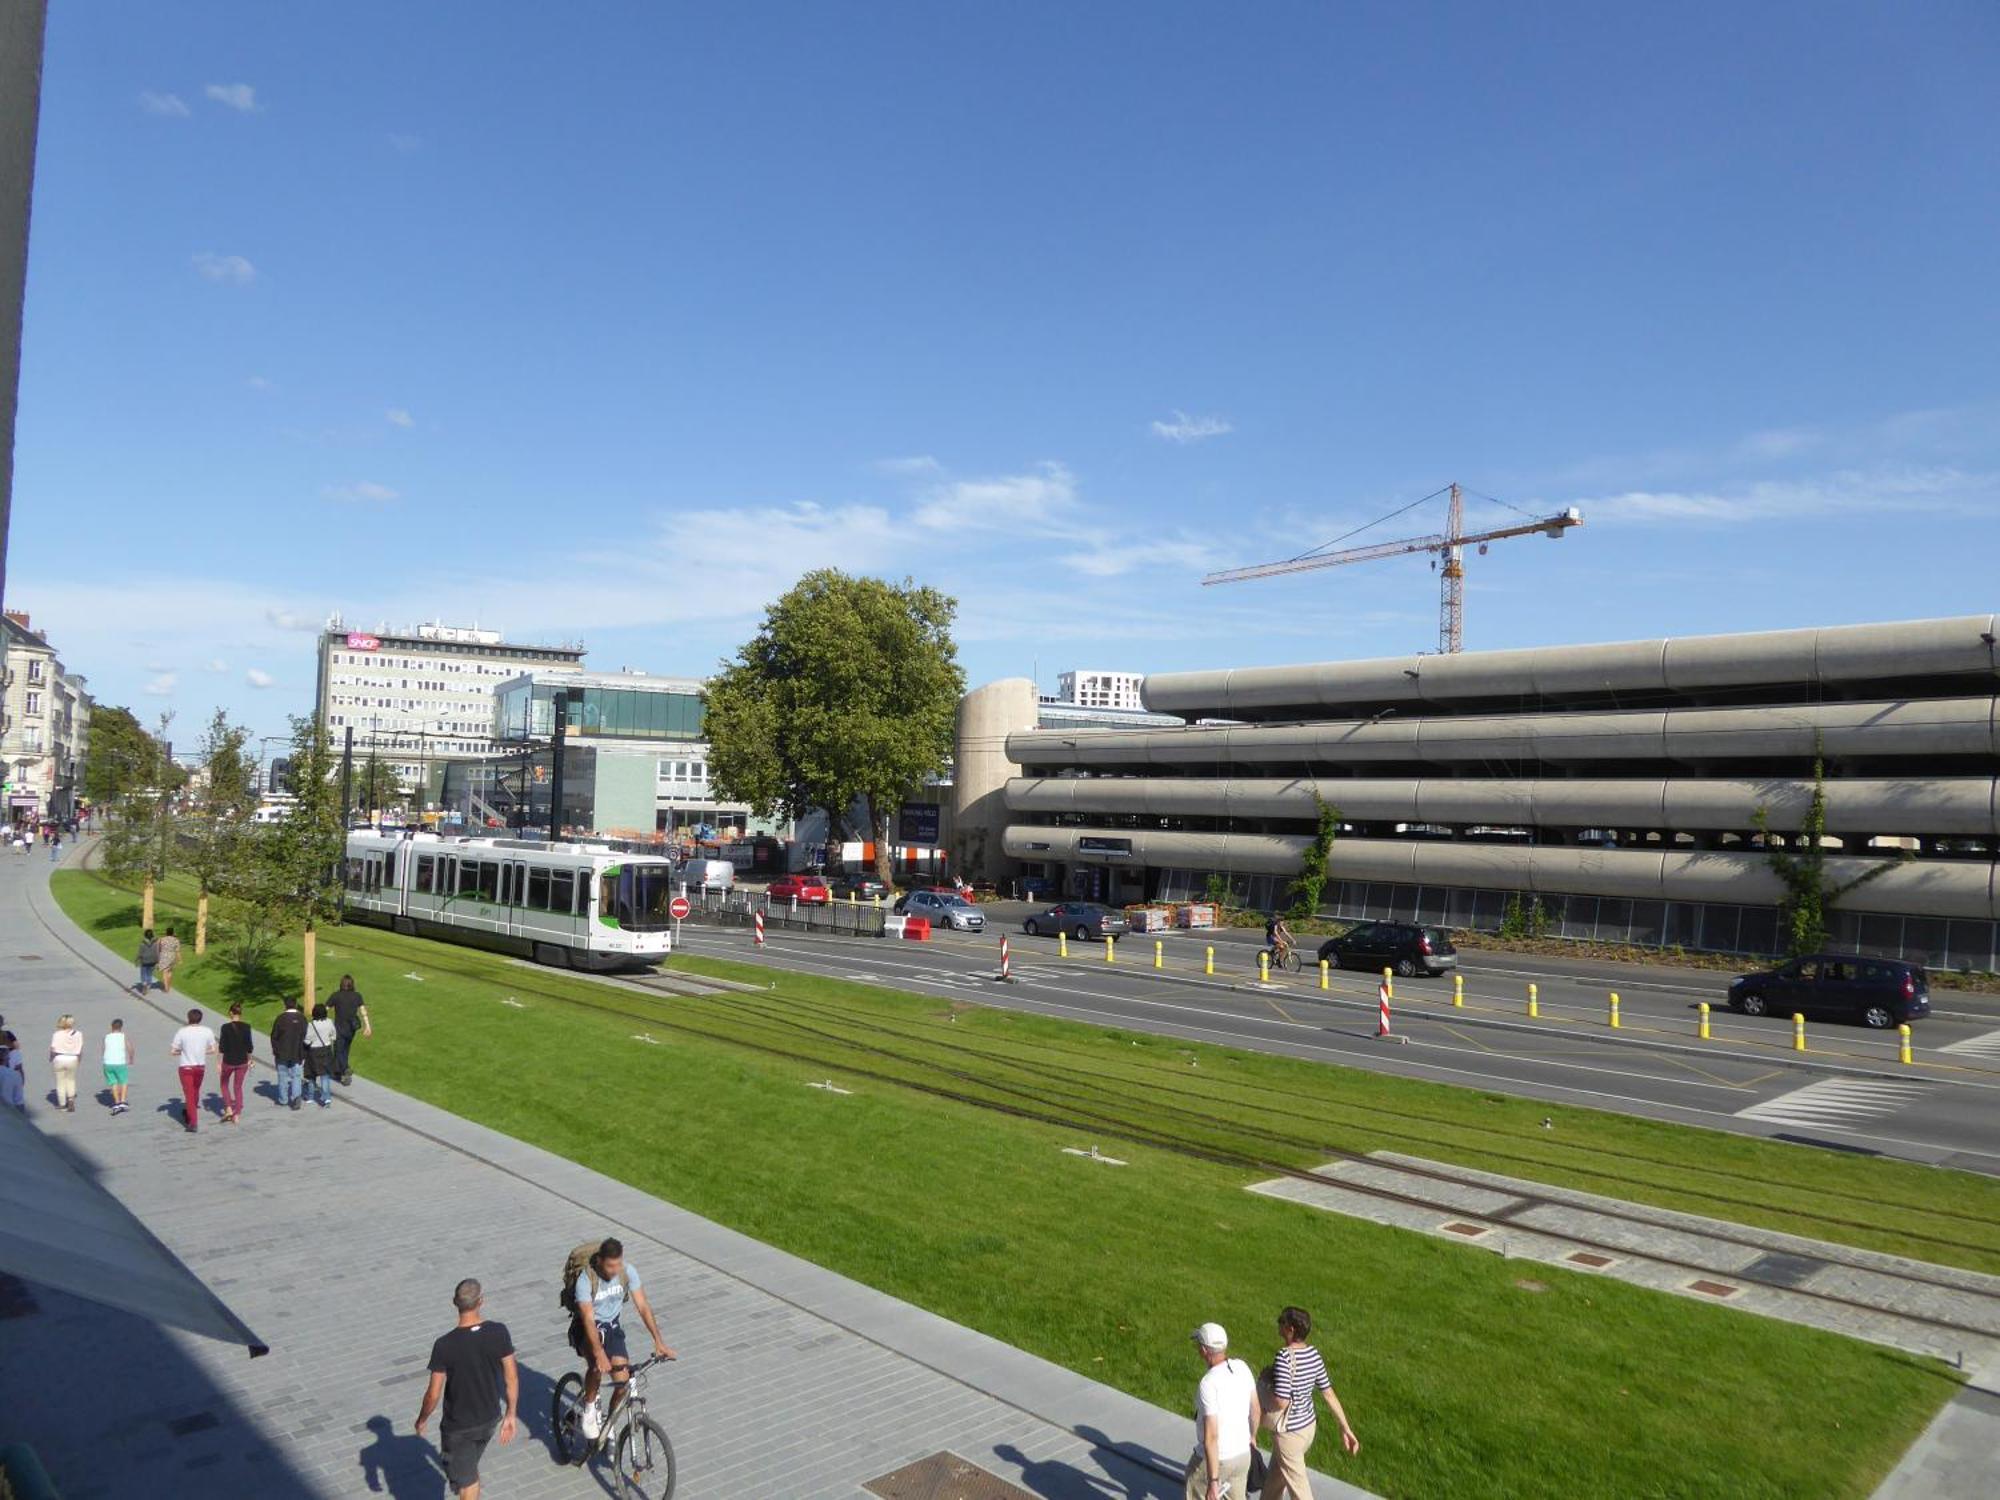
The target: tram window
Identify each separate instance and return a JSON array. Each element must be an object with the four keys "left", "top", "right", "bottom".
[
  {"left": 528, "top": 868, "right": 550, "bottom": 910},
  {"left": 345, "top": 858, "right": 364, "bottom": 892},
  {"left": 384, "top": 848, "right": 398, "bottom": 887},
  {"left": 551, "top": 870, "right": 574, "bottom": 915},
  {"left": 478, "top": 862, "right": 499, "bottom": 901},
  {"left": 416, "top": 855, "right": 434, "bottom": 894}
]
